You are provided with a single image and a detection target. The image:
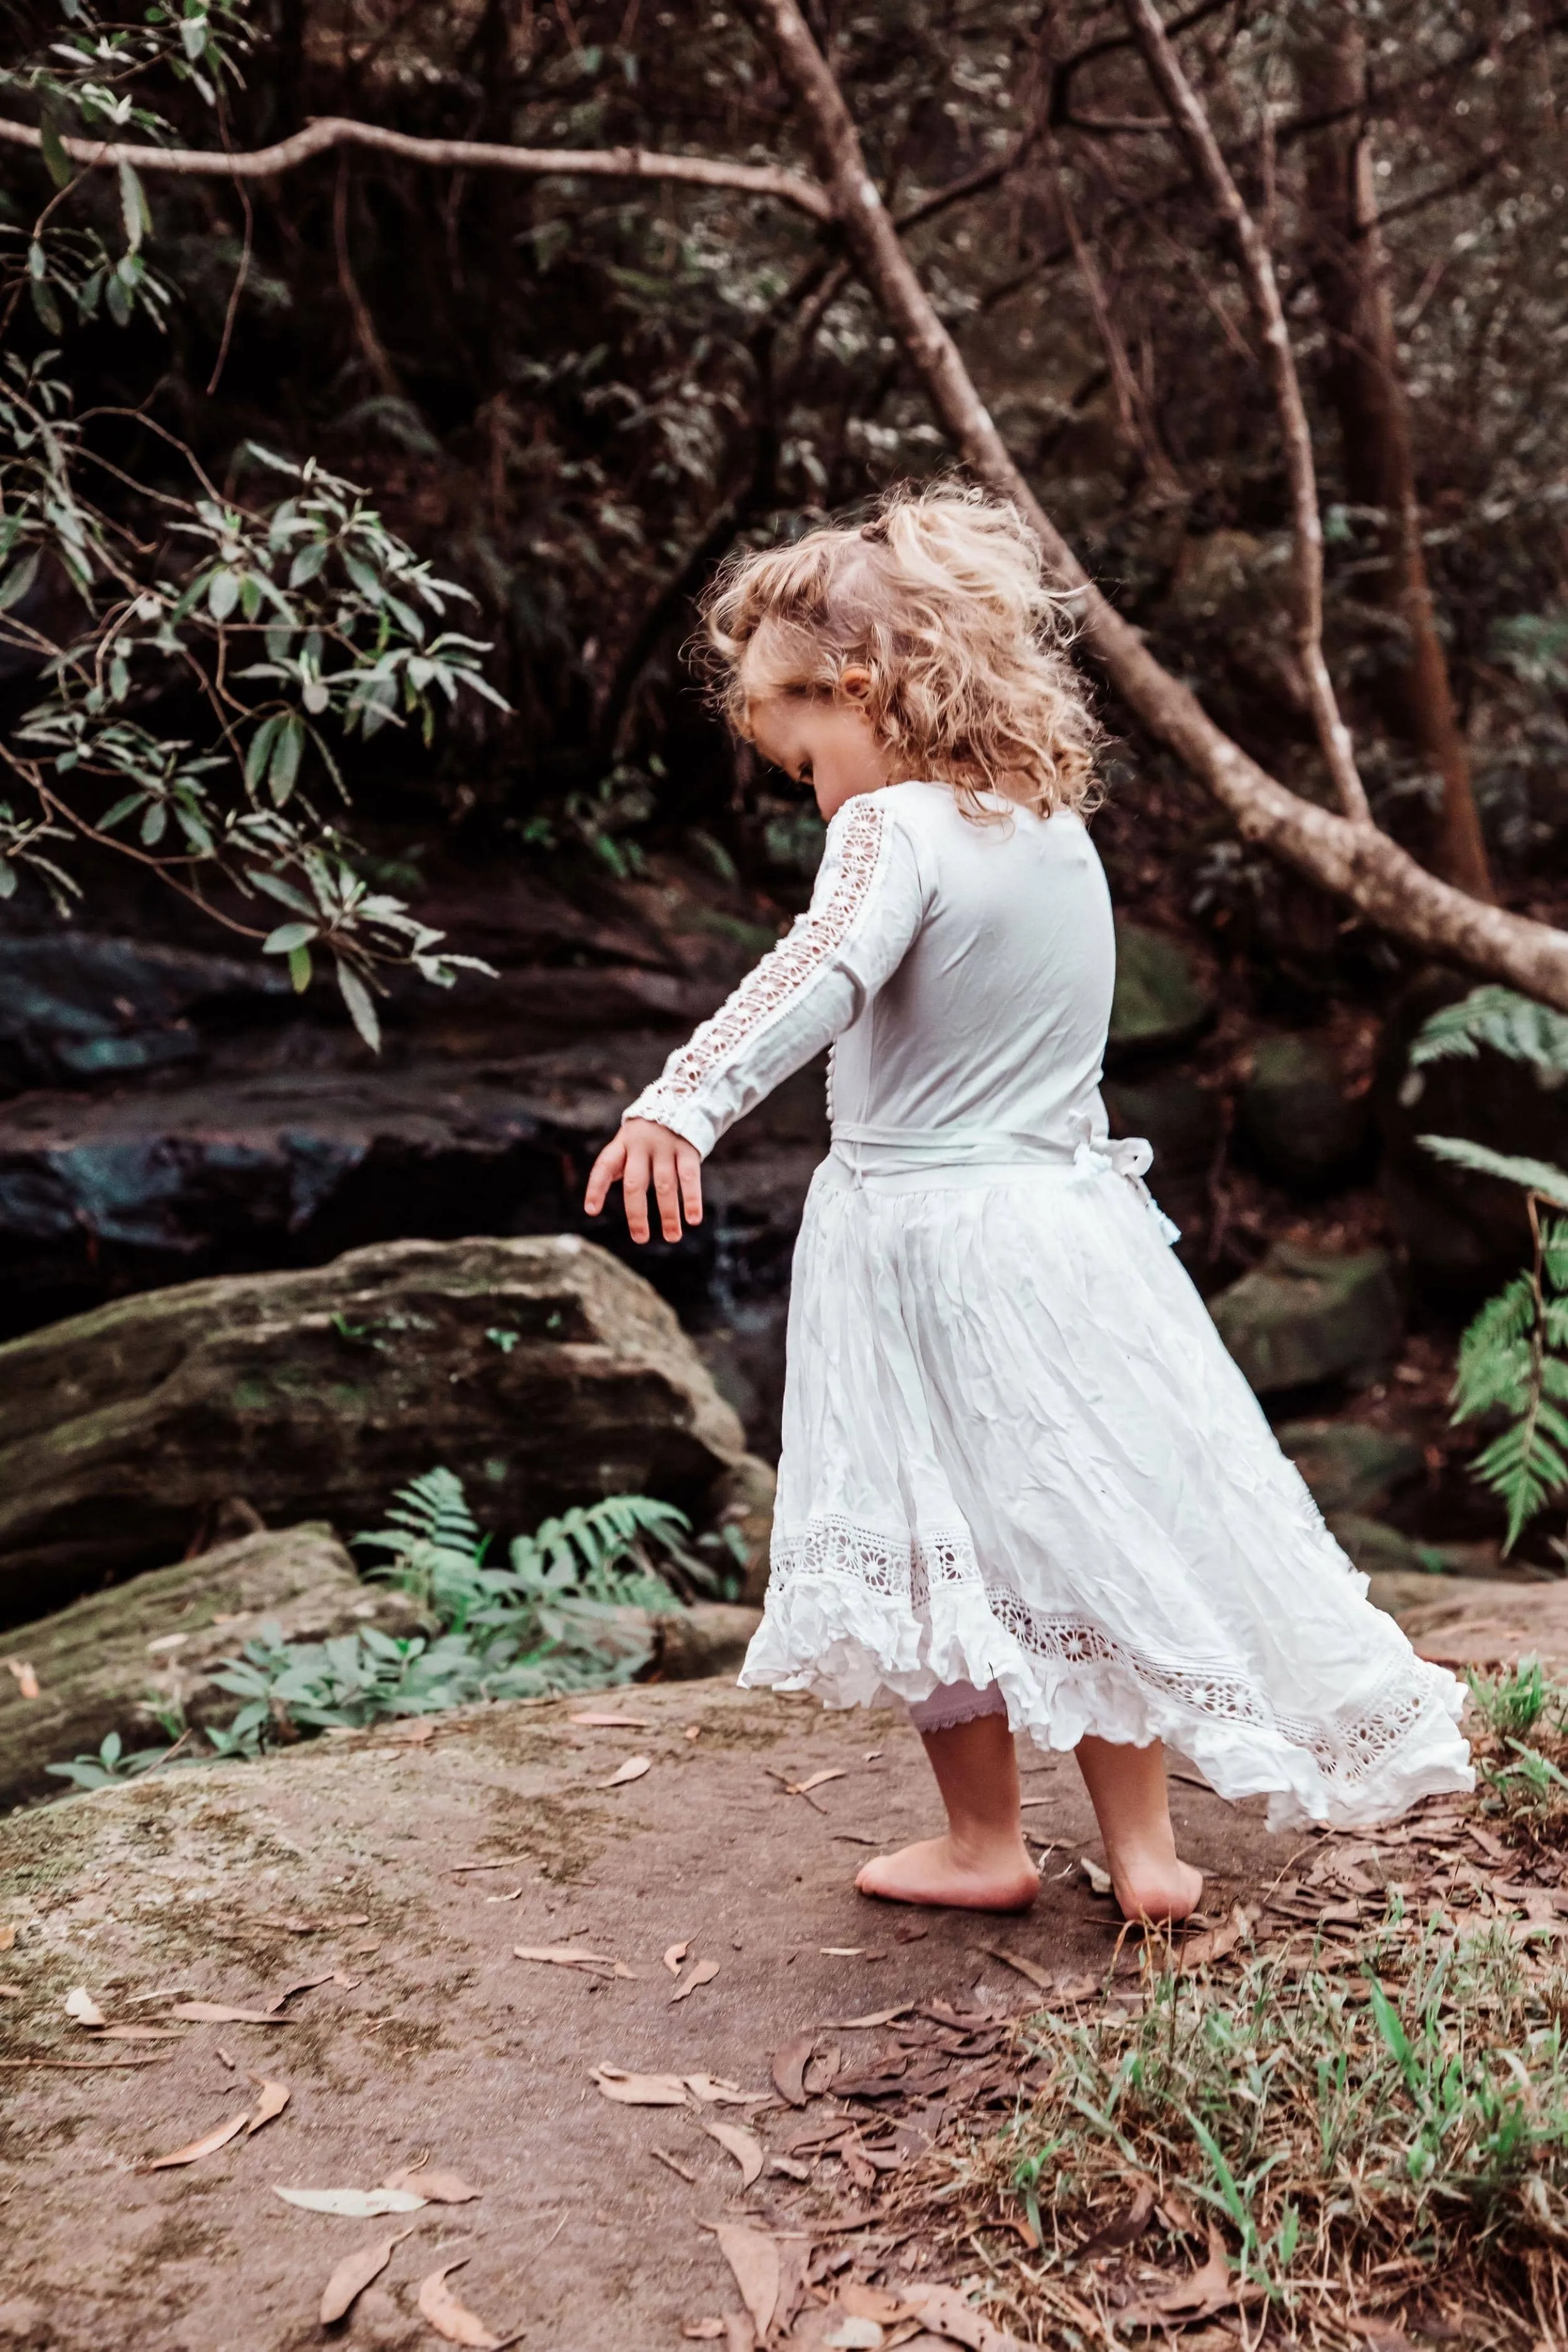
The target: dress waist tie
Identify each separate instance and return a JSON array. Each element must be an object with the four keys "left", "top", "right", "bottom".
[{"left": 827, "top": 1114, "right": 1180, "bottom": 1243}]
